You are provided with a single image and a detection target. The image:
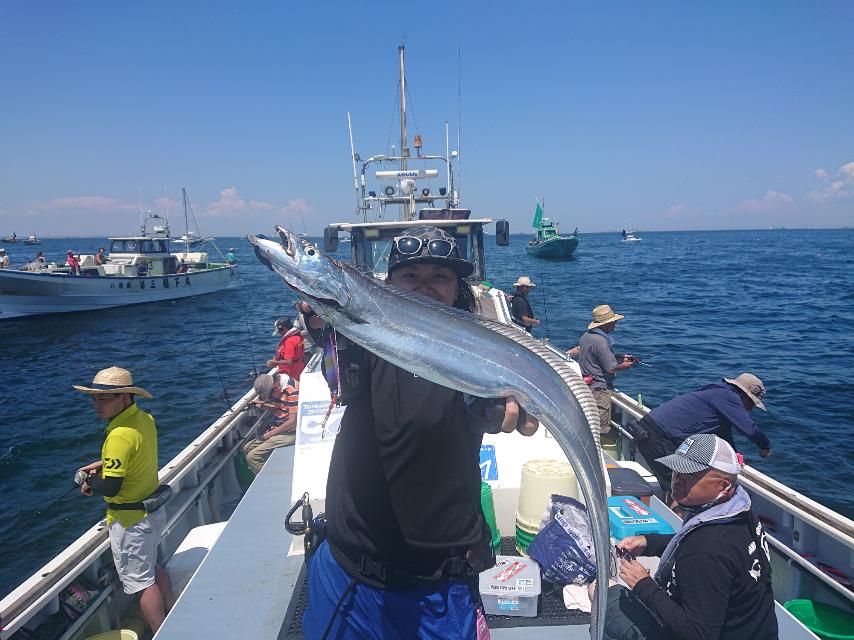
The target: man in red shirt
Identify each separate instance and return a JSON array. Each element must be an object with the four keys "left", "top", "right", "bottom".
[
  {"left": 266, "top": 316, "right": 305, "bottom": 380},
  {"left": 66, "top": 250, "right": 81, "bottom": 275}
]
